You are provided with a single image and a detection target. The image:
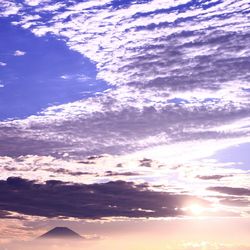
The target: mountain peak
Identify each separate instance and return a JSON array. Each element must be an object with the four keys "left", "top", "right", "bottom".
[{"left": 38, "top": 227, "right": 82, "bottom": 240}]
